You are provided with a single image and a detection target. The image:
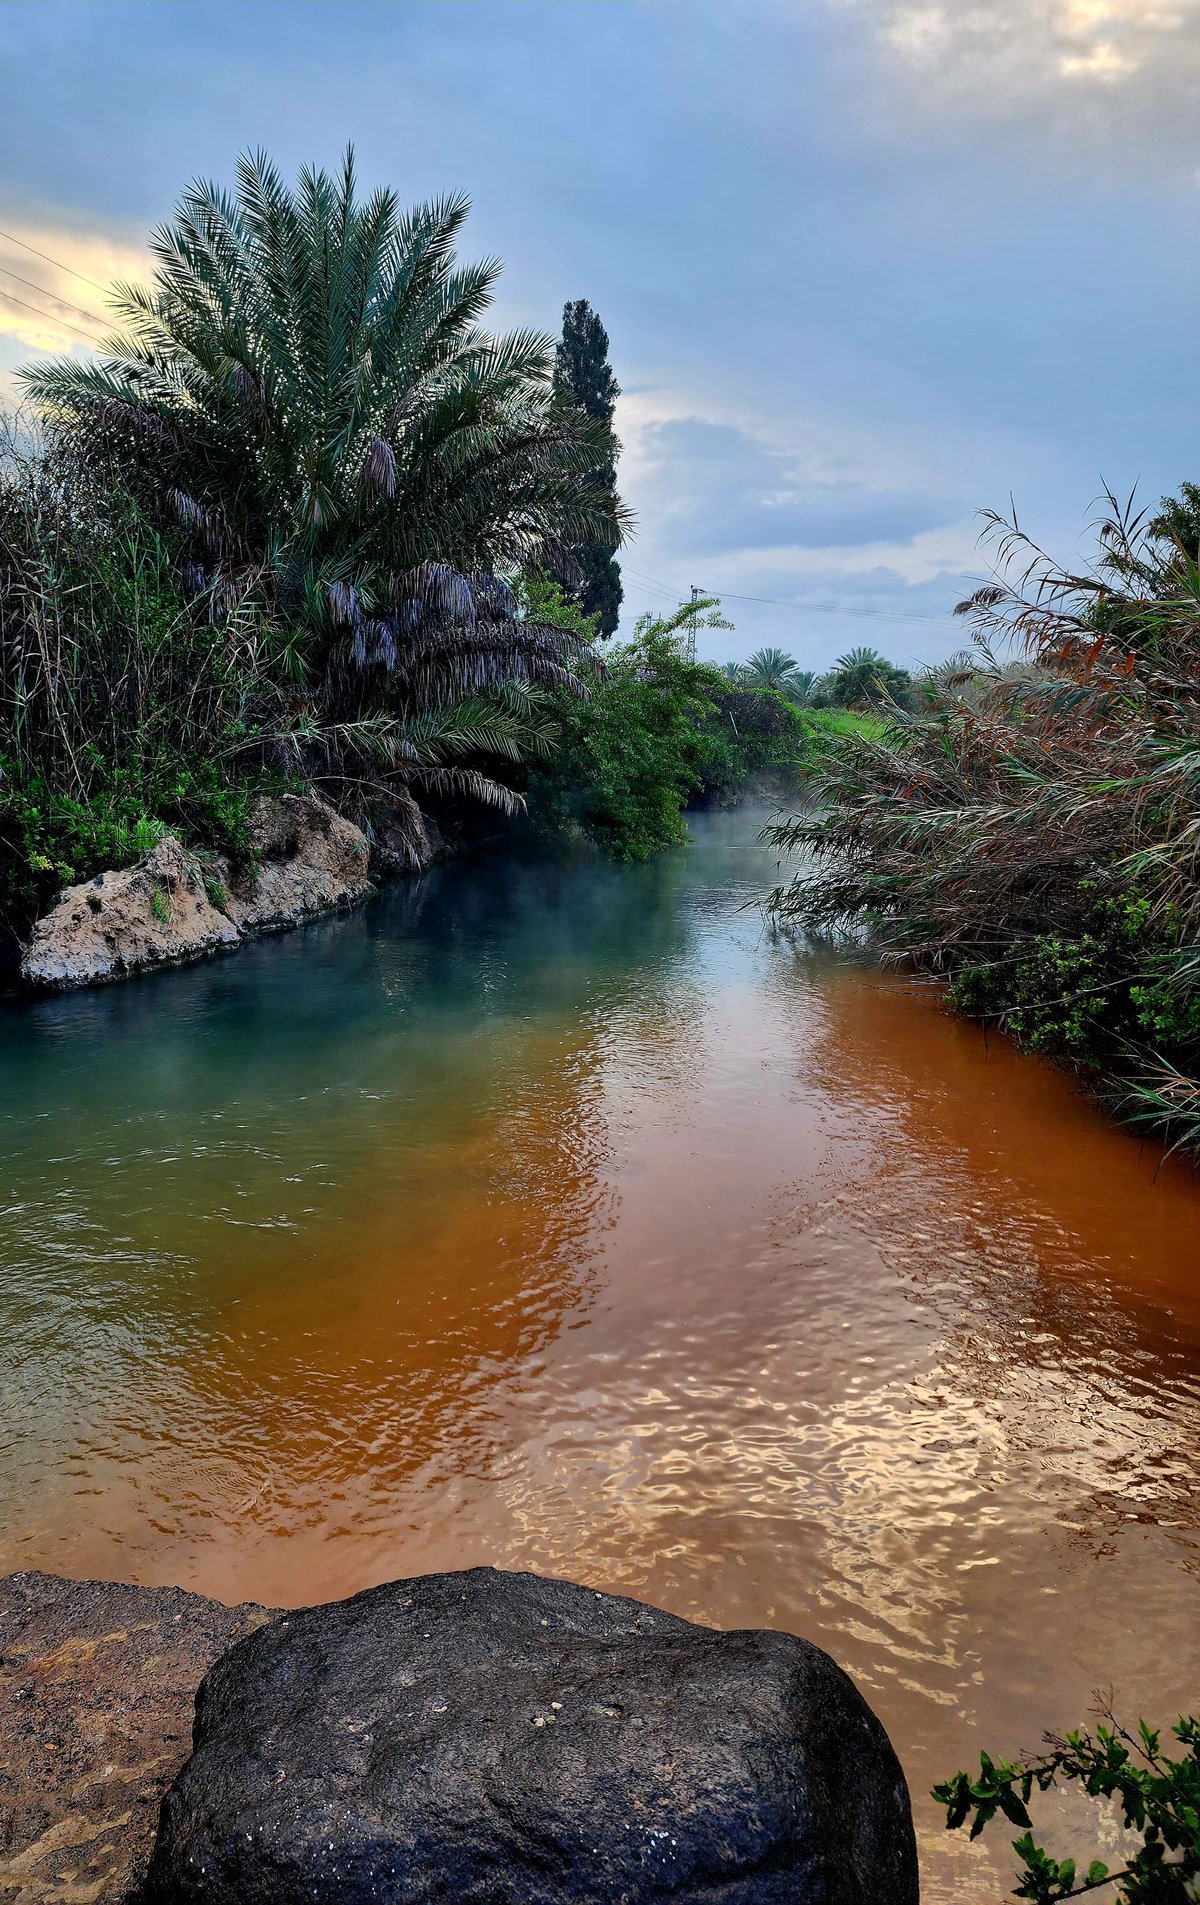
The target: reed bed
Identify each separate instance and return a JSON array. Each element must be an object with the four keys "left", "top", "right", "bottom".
[{"left": 766, "top": 495, "right": 1200, "bottom": 1155}]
